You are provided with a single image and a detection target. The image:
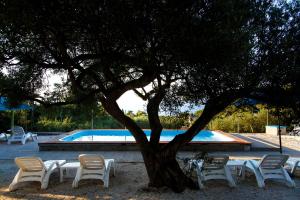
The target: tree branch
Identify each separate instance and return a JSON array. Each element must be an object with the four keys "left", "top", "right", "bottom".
[
  {"left": 100, "top": 98, "right": 149, "bottom": 148},
  {"left": 163, "top": 91, "right": 244, "bottom": 153},
  {"left": 148, "top": 76, "right": 172, "bottom": 145},
  {"left": 108, "top": 71, "right": 157, "bottom": 100}
]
